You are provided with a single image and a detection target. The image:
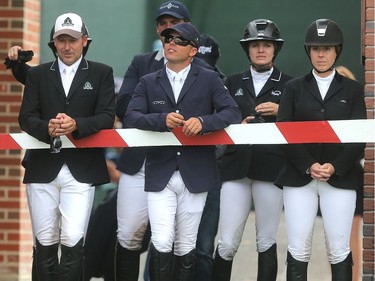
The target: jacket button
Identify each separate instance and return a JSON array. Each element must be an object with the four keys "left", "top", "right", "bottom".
[
  {"left": 177, "top": 152, "right": 181, "bottom": 155},
  {"left": 176, "top": 110, "right": 180, "bottom": 113},
  {"left": 320, "top": 109, "right": 324, "bottom": 113}
]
